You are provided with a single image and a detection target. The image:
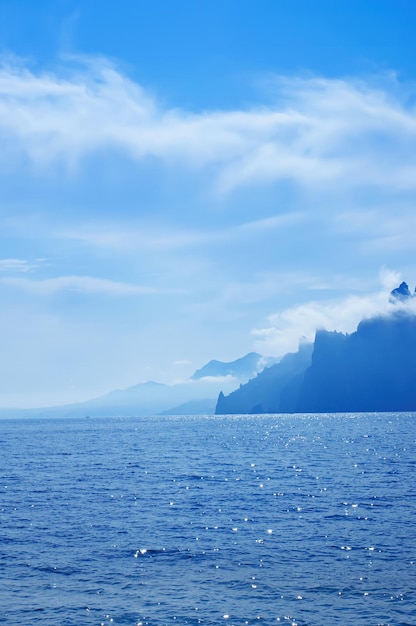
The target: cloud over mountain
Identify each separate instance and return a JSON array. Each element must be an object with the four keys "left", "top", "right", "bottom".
[
  {"left": 218, "top": 282, "right": 416, "bottom": 415},
  {"left": 252, "top": 268, "right": 416, "bottom": 358}
]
